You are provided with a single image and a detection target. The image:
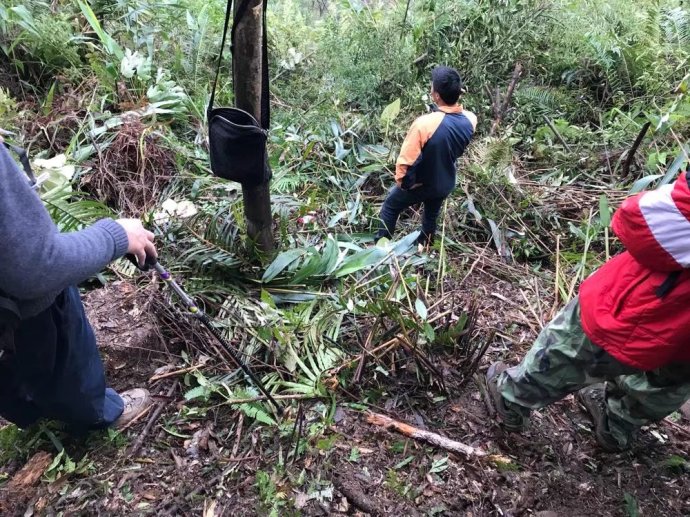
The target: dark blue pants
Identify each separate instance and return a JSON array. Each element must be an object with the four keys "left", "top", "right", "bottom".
[
  {"left": 0, "top": 286, "right": 123, "bottom": 429},
  {"left": 377, "top": 185, "right": 445, "bottom": 240}
]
